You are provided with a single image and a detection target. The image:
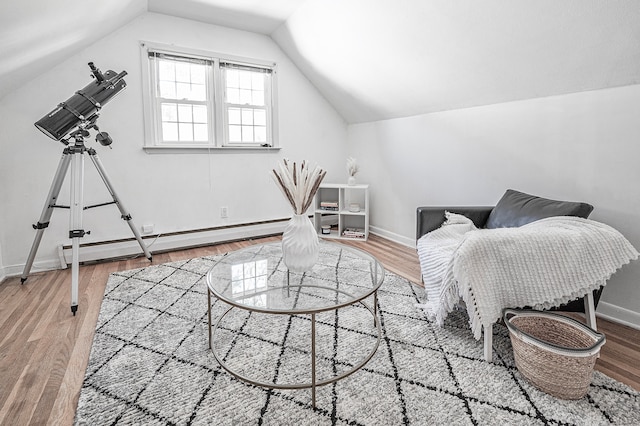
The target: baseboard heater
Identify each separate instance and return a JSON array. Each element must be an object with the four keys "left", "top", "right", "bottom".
[{"left": 59, "top": 218, "right": 289, "bottom": 267}]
